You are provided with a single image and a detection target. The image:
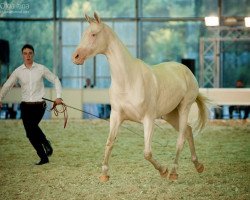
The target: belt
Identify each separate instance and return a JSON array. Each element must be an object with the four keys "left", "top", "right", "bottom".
[{"left": 21, "top": 101, "right": 45, "bottom": 105}]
